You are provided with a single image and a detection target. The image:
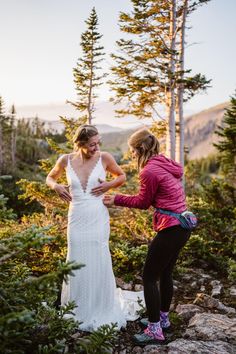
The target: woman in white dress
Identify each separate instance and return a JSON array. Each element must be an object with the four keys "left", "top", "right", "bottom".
[{"left": 46, "top": 125, "right": 143, "bottom": 331}]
